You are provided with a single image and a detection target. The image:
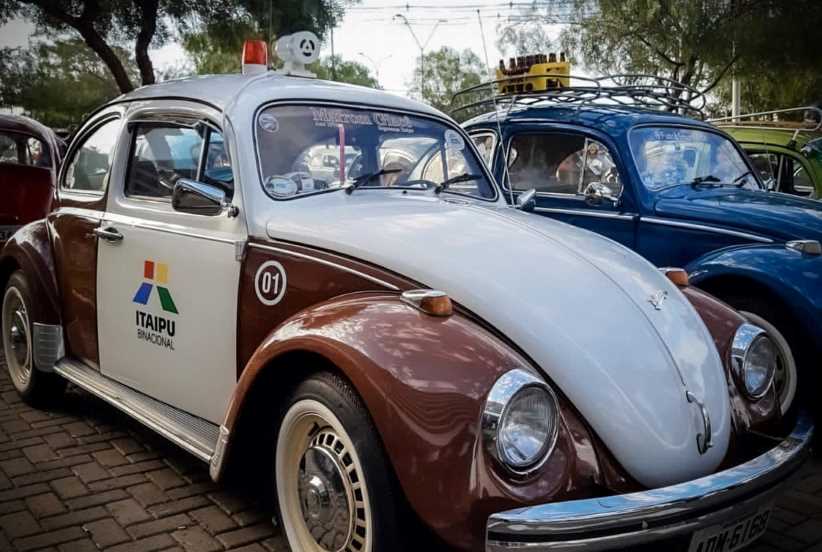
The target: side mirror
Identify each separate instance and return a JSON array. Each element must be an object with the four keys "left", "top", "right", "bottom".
[
  {"left": 516, "top": 188, "right": 537, "bottom": 212},
  {"left": 583, "top": 181, "right": 620, "bottom": 207},
  {"left": 172, "top": 178, "right": 233, "bottom": 216}
]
